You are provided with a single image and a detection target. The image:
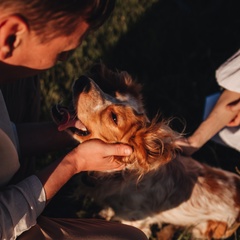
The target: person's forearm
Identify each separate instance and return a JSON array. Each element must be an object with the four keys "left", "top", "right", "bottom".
[
  {"left": 189, "top": 90, "right": 240, "bottom": 148},
  {"left": 35, "top": 139, "right": 132, "bottom": 202},
  {"left": 16, "top": 122, "right": 78, "bottom": 157},
  {"left": 35, "top": 152, "right": 77, "bottom": 202}
]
